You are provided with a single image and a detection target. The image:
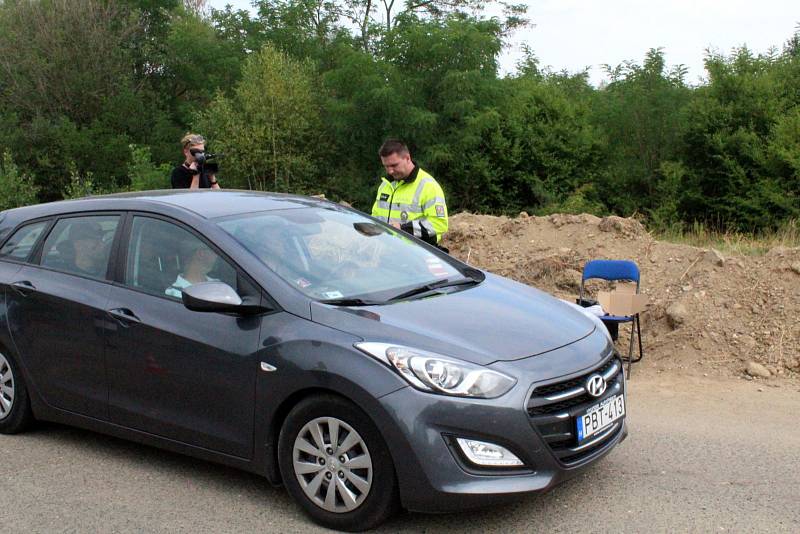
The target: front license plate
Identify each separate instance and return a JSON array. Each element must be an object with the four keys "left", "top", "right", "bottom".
[{"left": 576, "top": 394, "right": 625, "bottom": 442}]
